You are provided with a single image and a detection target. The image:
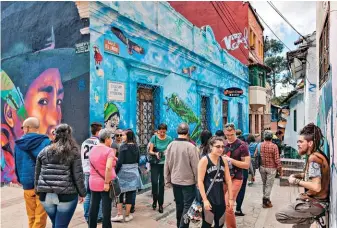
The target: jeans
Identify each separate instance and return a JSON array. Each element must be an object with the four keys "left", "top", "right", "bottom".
[
  {"left": 24, "top": 189, "right": 47, "bottom": 228},
  {"left": 236, "top": 169, "right": 248, "bottom": 211},
  {"left": 41, "top": 193, "right": 78, "bottom": 228},
  {"left": 151, "top": 164, "right": 165, "bottom": 206},
  {"left": 89, "top": 191, "right": 112, "bottom": 228},
  {"left": 84, "top": 174, "right": 102, "bottom": 222},
  {"left": 172, "top": 184, "right": 196, "bottom": 228}
]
